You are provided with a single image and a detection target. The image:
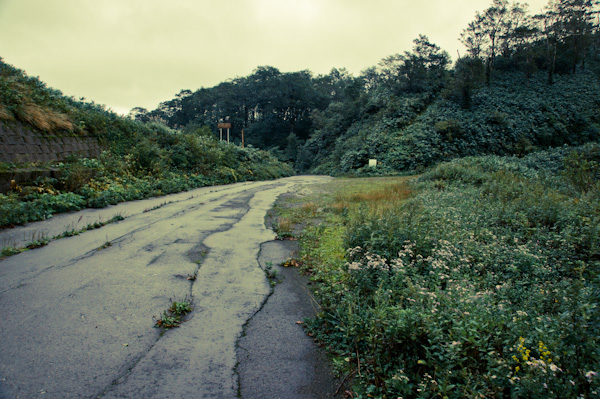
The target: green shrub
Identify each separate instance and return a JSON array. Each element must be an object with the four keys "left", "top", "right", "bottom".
[
  {"left": 0, "top": 192, "right": 85, "bottom": 226},
  {"left": 301, "top": 149, "right": 600, "bottom": 398}
]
